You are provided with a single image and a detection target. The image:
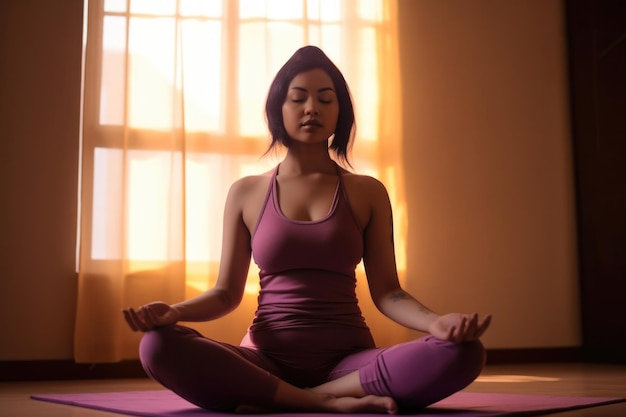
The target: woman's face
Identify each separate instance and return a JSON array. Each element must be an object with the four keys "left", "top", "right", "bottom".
[{"left": 281, "top": 68, "right": 339, "bottom": 146}]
